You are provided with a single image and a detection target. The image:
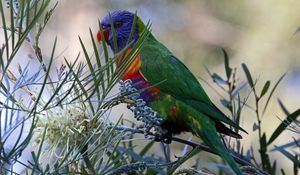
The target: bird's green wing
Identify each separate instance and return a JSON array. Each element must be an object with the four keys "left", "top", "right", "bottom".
[
  {"left": 139, "top": 37, "right": 246, "bottom": 132},
  {"left": 183, "top": 99, "right": 247, "bottom": 134},
  {"left": 140, "top": 37, "right": 211, "bottom": 103}
]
